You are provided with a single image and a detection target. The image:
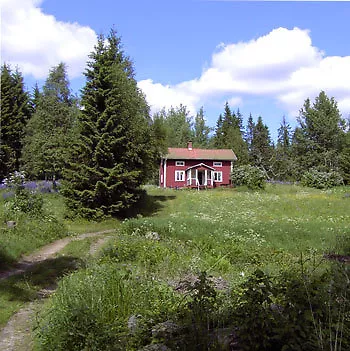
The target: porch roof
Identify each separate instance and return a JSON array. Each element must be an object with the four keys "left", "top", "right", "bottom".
[{"left": 186, "top": 163, "right": 215, "bottom": 171}]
